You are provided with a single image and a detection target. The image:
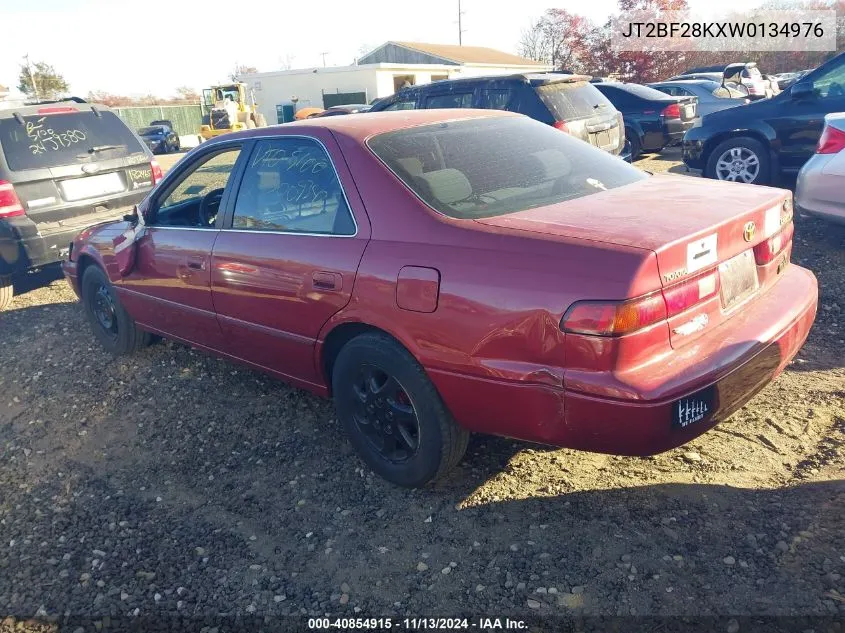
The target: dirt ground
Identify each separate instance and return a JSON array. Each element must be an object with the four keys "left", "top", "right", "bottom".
[{"left": 0, "top": 148, "right": 843, "bottom": 630}]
